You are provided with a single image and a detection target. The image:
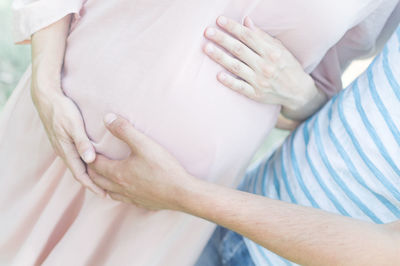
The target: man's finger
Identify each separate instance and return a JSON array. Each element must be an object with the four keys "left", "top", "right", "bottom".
[
  {"left": 89, "top": 154, "right": 124, "bottom": 184},
  {"left": 103, "top": 113, "right": 149, "bottom": 152},
  {"left": 108, "top": 192, "right": 133, "bottom": 205},
  {"left": 88, "top": 167, "right": 123, "bottom": 194}
]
